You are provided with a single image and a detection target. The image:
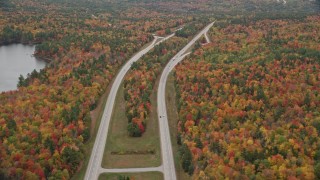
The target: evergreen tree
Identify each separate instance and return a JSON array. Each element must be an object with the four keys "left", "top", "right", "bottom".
[
  {"left": 195, "top": 137, "right": 203, "bottom": 149},
  {"left": 304, "top": 92, "right": 311, "bottom": 107},
  {"left": 44, "top": 138, "right": 55, "bottom": 154},
  {"left": 61, "top": 147, "right": 82, "bottom": 173},
  {"left": 127, "top": 122, "right": 141, "bottom": 137},
  {"left": 180, "top": 144, "right": 193, "bottom": 174}
]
